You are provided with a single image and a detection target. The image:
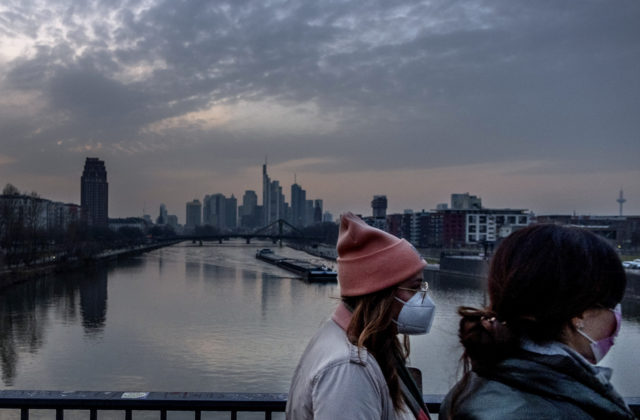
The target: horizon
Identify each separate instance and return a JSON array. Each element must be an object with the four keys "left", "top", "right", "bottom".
[{"left": 3, "top": 157, "right": 637, "bottom": 223}]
